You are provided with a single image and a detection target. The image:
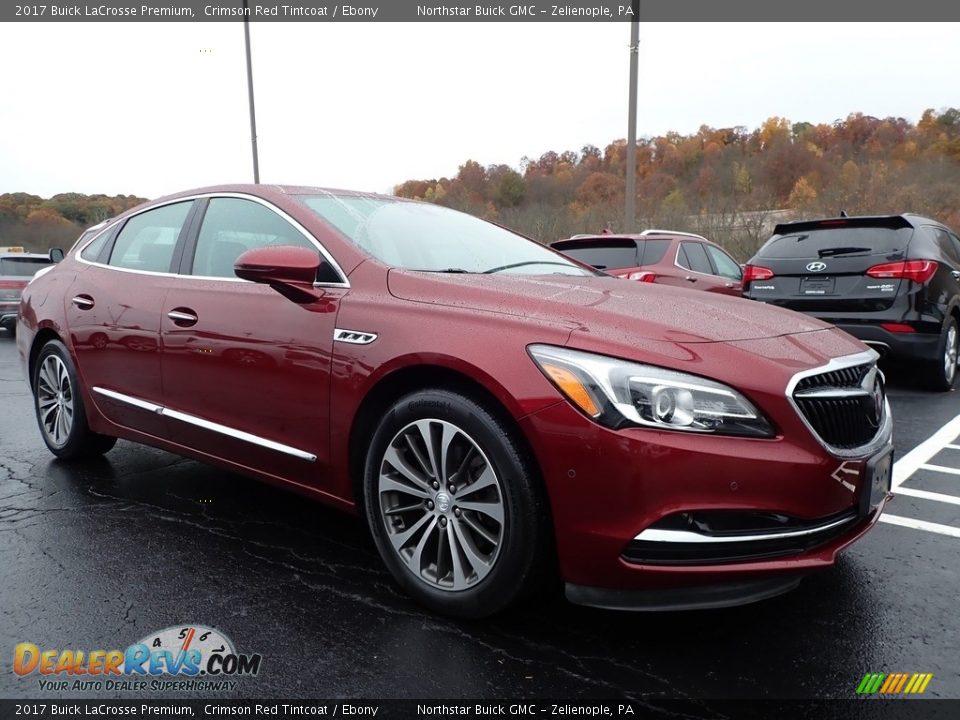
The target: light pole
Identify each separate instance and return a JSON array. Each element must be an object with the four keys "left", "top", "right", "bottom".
[
  {"left": 624, "top": 7, "right": 639, "bottom": 232},
  {"left": 243, "top": 0, "right": 260, "bottom": 183}
]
